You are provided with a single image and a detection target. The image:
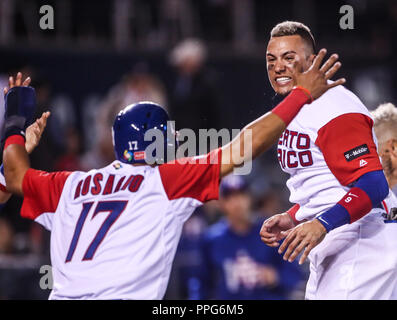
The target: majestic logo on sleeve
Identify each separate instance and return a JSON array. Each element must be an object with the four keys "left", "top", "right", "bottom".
[{"left": 344, "top": 144, "right": 369, "bottom": 162}]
